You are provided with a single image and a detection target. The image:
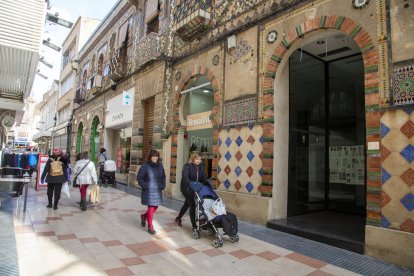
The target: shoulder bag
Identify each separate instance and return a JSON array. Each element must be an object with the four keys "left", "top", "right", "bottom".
[{"left": 73, "top": 161, "right": 90, "bottom": 188}]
